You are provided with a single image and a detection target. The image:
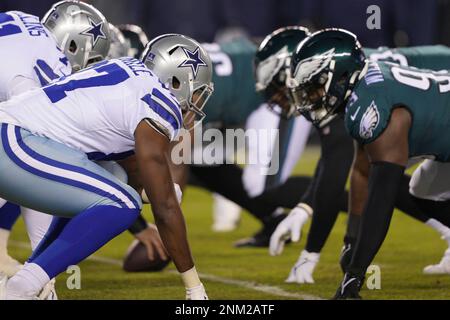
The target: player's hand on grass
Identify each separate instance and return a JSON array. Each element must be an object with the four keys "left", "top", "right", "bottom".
[
  {"left": 285, "top": 250, "right": 320, "bottom": 284},
  {"left": 186, "top": 283, "right": 208, "bottom": 300},
  {"left": 333, "top": 273, "right": 364, "bottom": 300},
  {"left": 269, "top": 204, "right": 312, "bottom": 256},
  {"left": 134, "top": 224, "right": 169, "bottom": 261}
]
